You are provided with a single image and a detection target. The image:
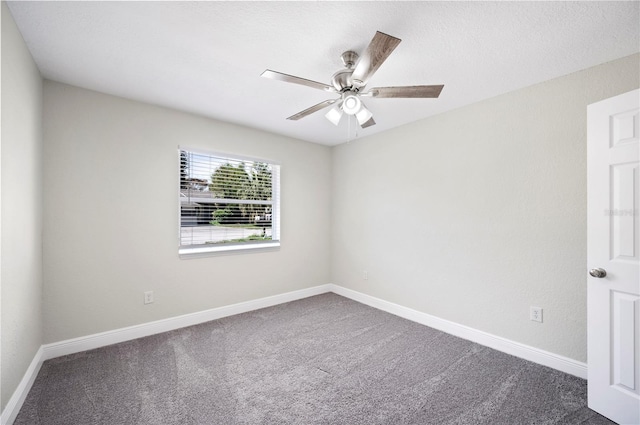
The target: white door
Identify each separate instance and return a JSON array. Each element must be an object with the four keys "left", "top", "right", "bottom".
[{"left": 588, "top": 89, "right": 640, "bottom": 425}]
